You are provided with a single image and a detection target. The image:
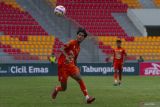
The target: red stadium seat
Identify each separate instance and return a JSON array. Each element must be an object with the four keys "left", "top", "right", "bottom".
[{"left": 0, "top": 2, "right": 48, "bottom": 36}]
